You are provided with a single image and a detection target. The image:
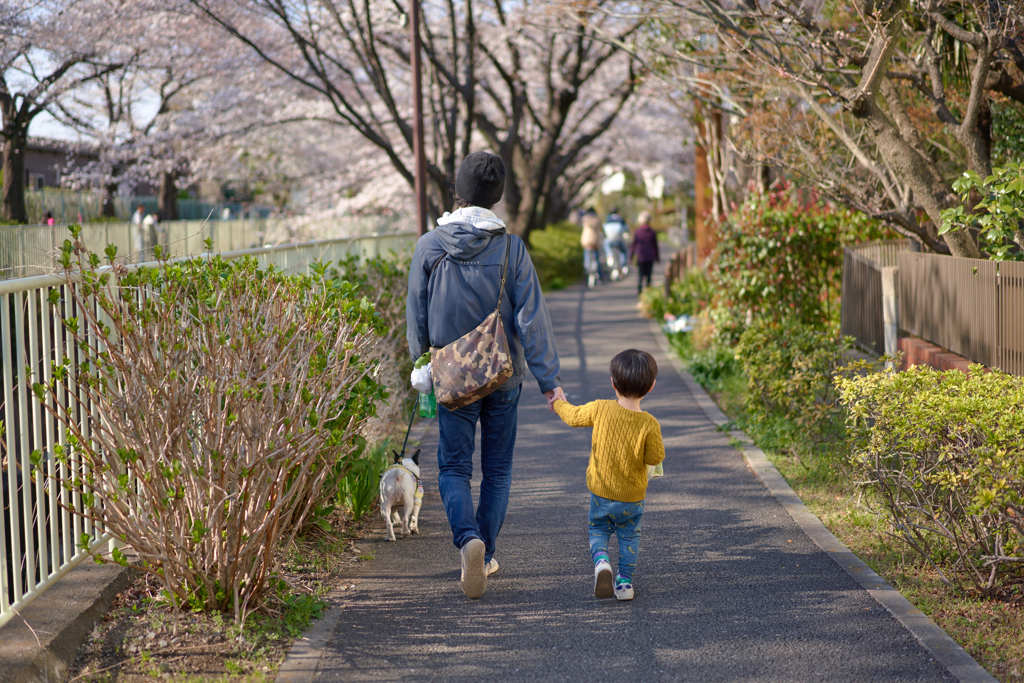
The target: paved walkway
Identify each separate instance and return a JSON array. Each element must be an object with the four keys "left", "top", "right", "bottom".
[{"left": 285, "top": 273, "right": 955, "bottom": 681}]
